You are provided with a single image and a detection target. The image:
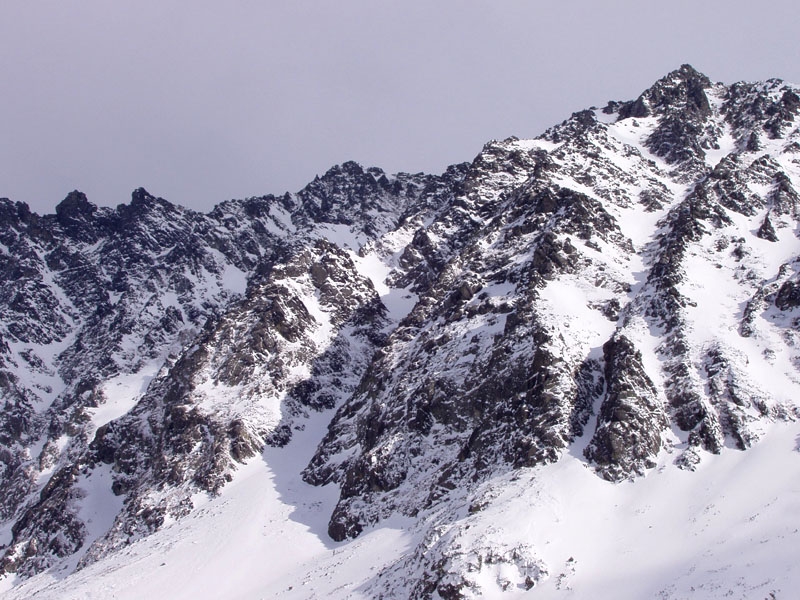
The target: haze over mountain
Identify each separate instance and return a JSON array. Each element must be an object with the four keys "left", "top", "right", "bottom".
[
  {"left": 3, "top": 1, "right": 800, "bottom": 214},
  {"left": 1, "top": 65, "right": 800, "bottom": 599}
]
